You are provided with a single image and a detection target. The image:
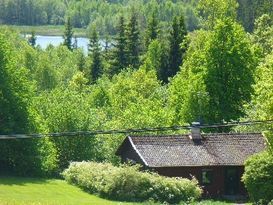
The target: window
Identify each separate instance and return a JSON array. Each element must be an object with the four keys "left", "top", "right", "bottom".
[{"left": 202, "top": 169, "right": 213, "bottom": 185}]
